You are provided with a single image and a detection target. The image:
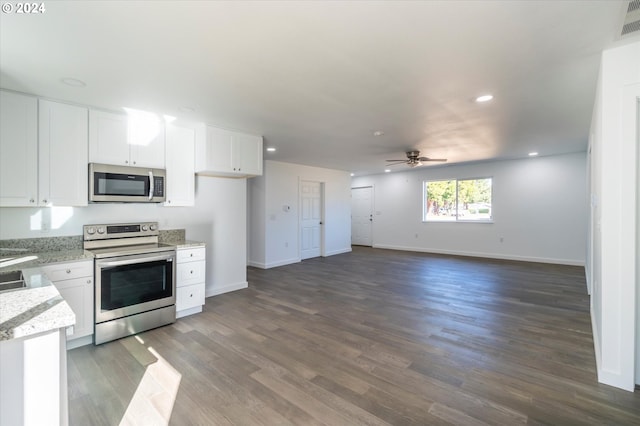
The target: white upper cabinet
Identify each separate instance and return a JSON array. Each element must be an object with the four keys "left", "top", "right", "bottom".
[
  {"left": 0, "top": 91, "right": 38, "bottom": 207},
  {"left": 0, "top": 91, "right": 88, "bottom": 207},
  {"left": 164, "top": 123, "right": 195, "bottom": 207},
  {"left": 39, "top": 99, "right": 88, "bottom": 207},
  {"left": 234, "top": 131, "right": 263, "bottom": 176},
  {"left": 195, "top": 125, "right": 263, "bottom": 177},
  {"left": 89, "top": 109, "right": 165, "bottom": 169}
]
